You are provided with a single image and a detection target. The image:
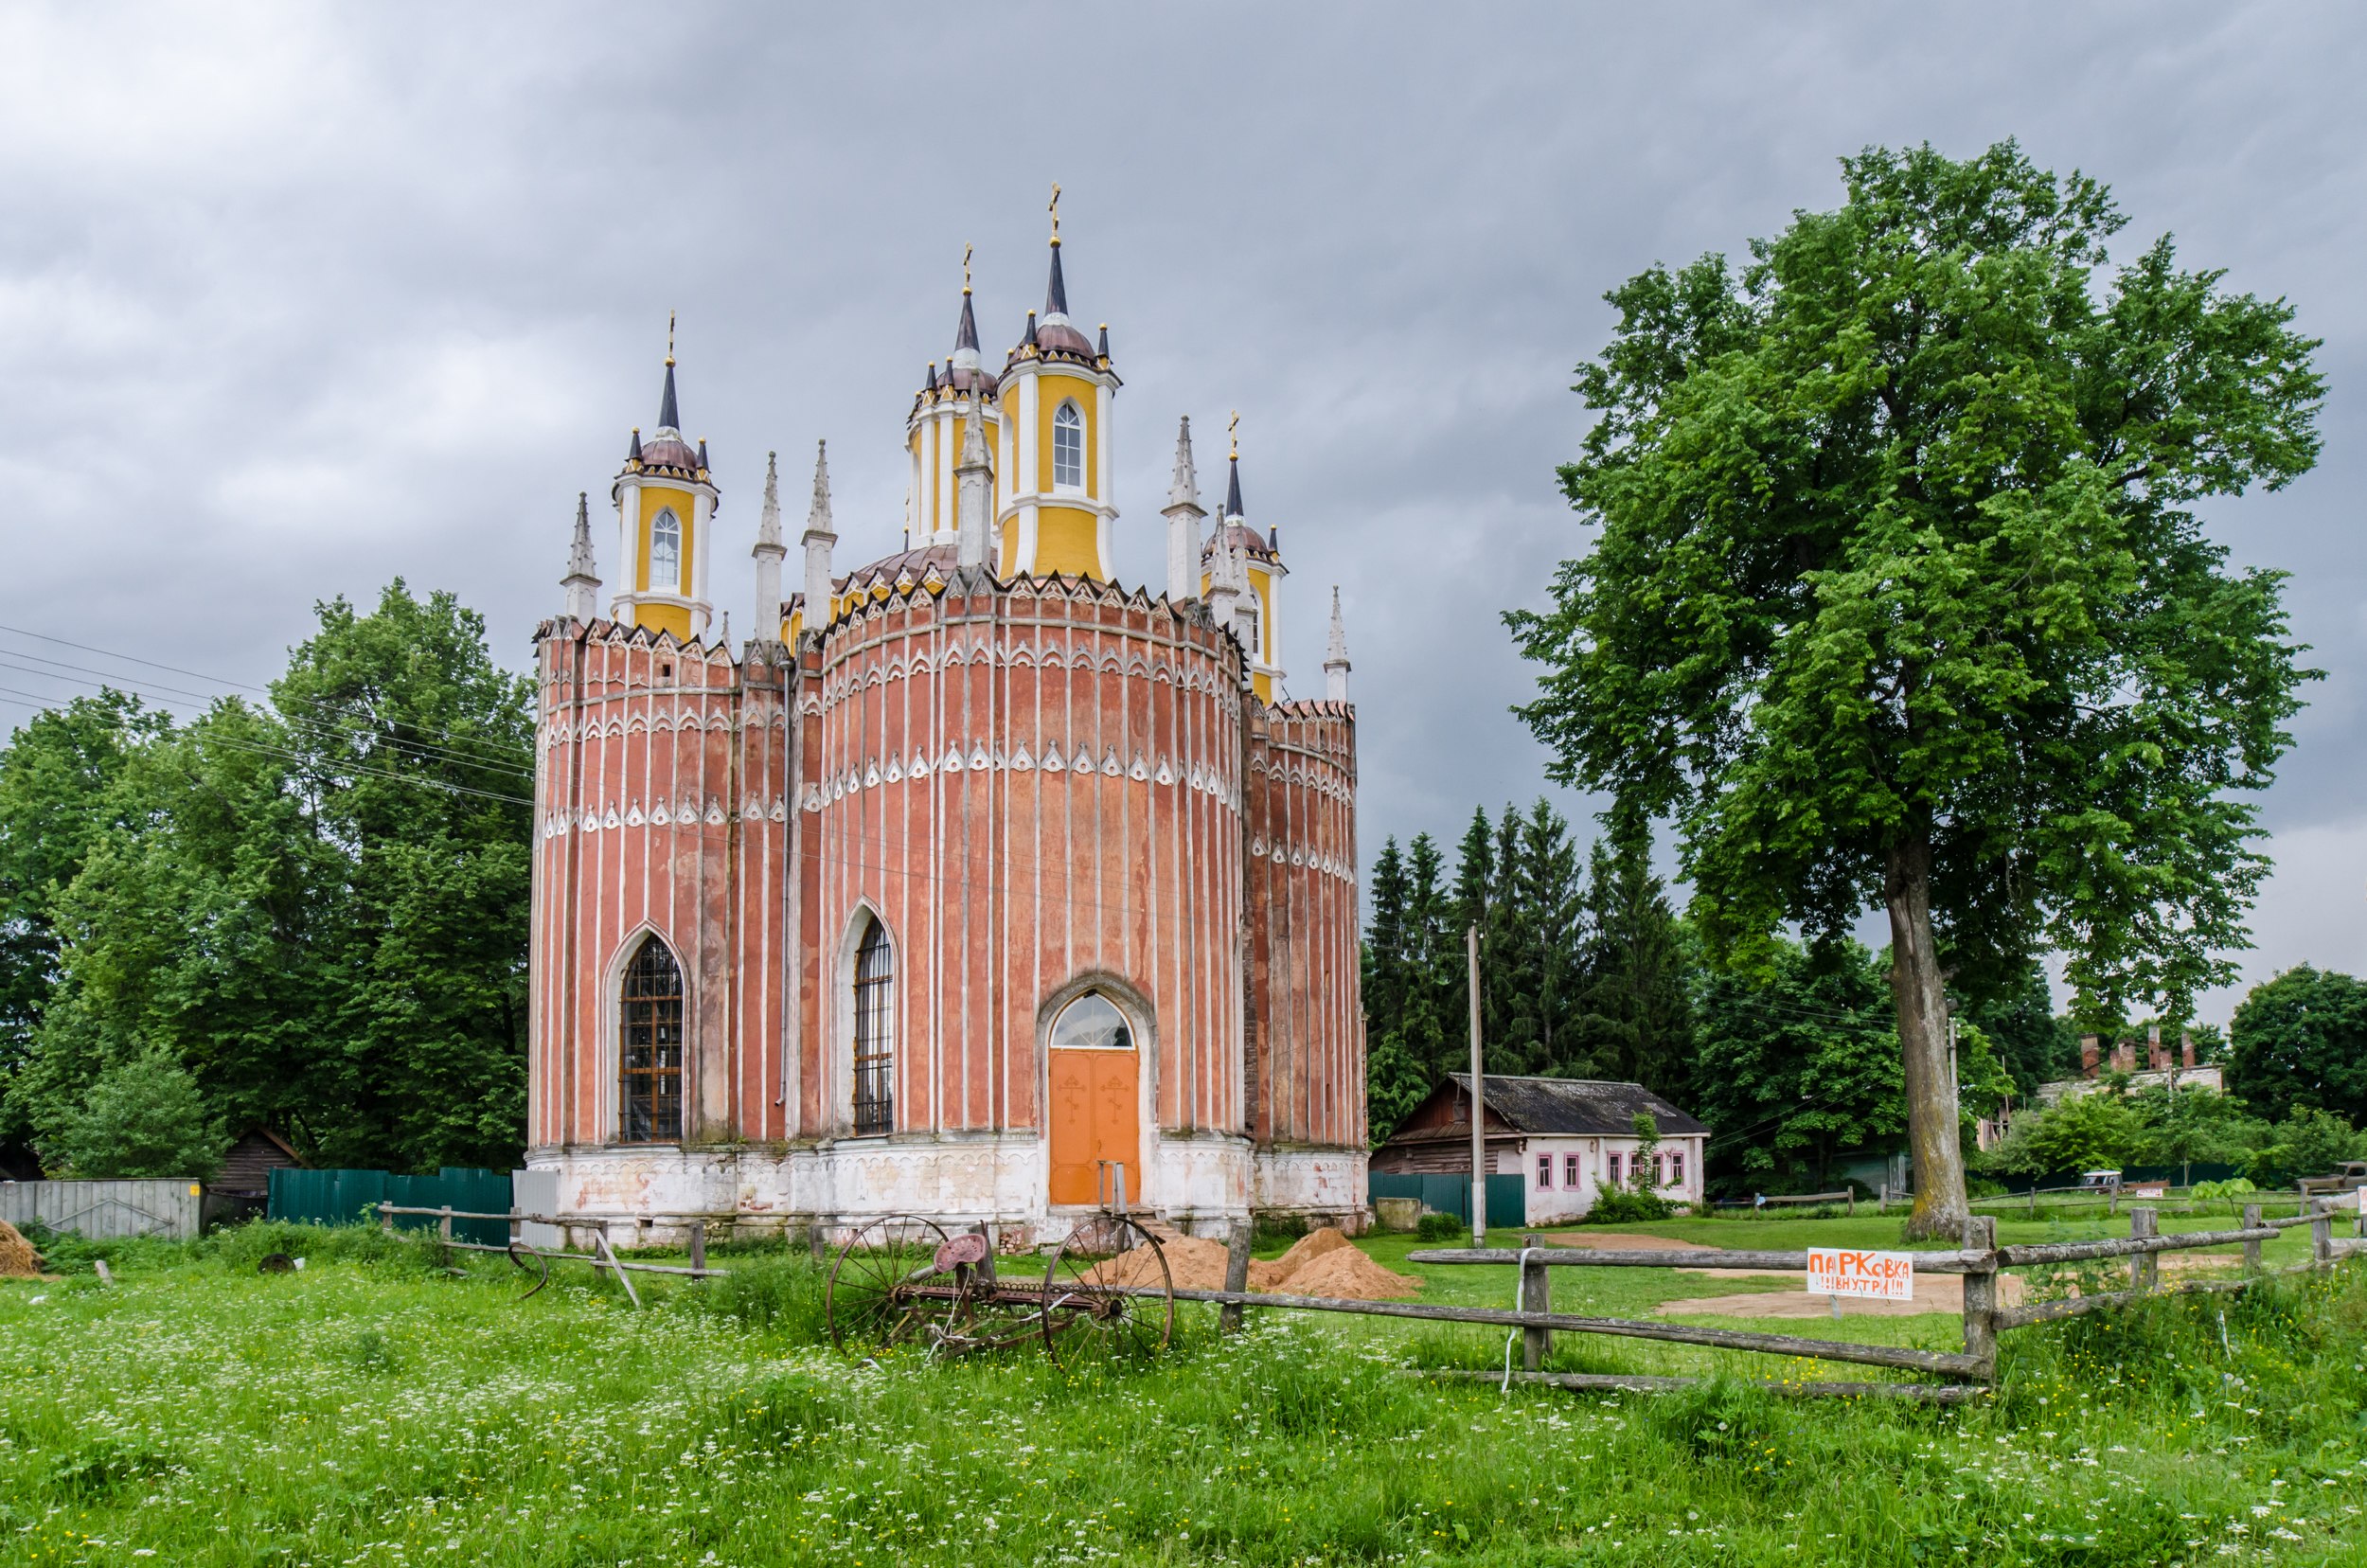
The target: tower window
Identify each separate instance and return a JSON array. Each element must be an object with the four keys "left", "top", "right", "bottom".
[
  {"left": 619, "top": 935, "right": 684, "bottom": 1142},
  {"left": 852, "top": 918, "right": 895, "bottom": 1135},
  {"left": 650, "top": 508, "right": 683, "bottom": 592},
  {"left": 1052, "top": 401, "right": 1084, "bottom": 490}
]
